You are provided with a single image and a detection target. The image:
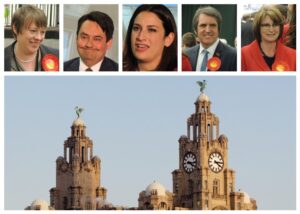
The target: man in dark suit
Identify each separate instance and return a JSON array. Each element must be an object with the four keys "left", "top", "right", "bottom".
[
  {"left": 184, "top": 6, "right": 236, "bottom": 71},
  {"left": 64, "top": 11, "right": 118, "bottom": 71}
]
